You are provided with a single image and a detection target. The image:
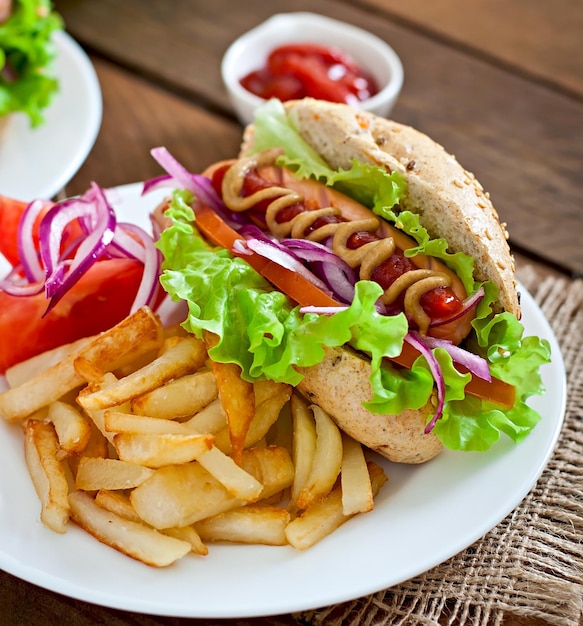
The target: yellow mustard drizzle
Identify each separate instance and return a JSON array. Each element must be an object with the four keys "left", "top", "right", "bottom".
[{"left": 221, "top": 149, "right": 450, "bottom": 334}]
